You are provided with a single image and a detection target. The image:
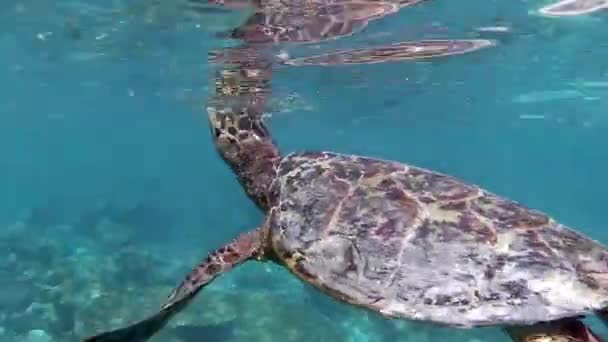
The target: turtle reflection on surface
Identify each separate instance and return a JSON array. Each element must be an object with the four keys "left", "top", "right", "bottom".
[{"left": 539, "top": 0, "right": 608, "bottom": 16}]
